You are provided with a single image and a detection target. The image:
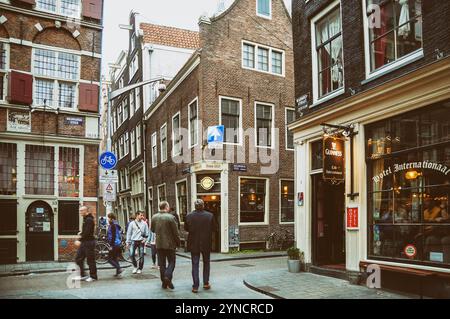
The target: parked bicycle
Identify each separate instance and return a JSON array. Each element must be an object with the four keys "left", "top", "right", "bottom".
[
  {"left": 94, "top": 228, "right": 144, "bottom": 265},
  {"left": 266, "top": 228, "right": 294, "bottom": 251}
]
